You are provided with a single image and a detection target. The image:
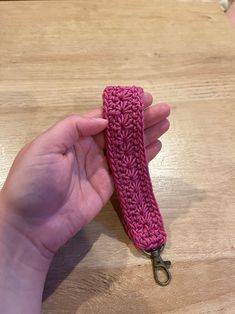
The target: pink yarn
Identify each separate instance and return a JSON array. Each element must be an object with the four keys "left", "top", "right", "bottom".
[{"left": 103, "top": 86, "right": 167, "bottom": 251}]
